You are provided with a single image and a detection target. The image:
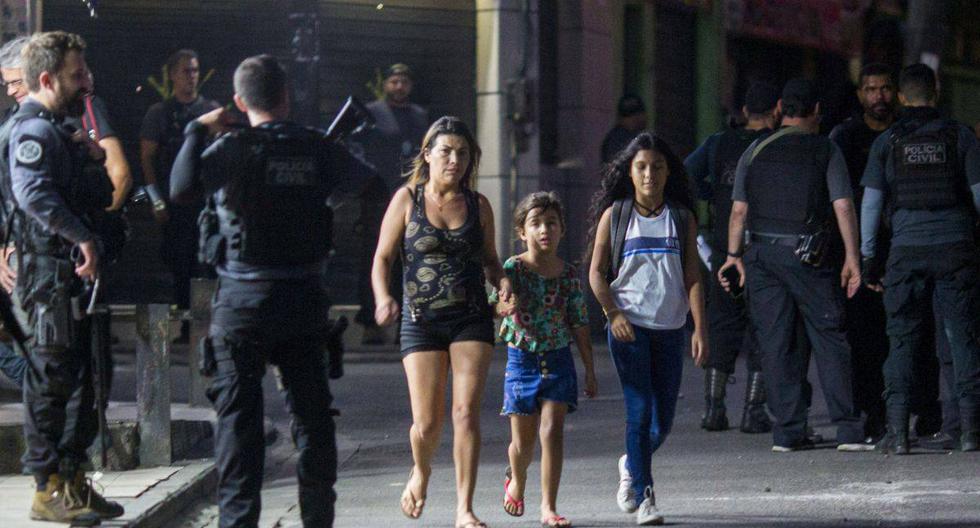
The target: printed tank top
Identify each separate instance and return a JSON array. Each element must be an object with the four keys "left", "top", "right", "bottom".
[{"left": 402, "top": 184, "right": 490, "bottom": 323}]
